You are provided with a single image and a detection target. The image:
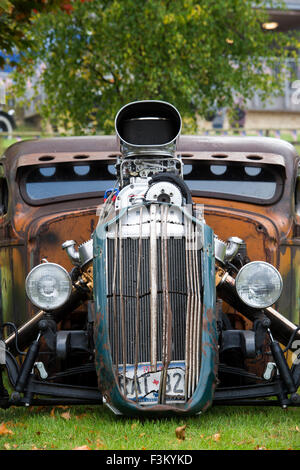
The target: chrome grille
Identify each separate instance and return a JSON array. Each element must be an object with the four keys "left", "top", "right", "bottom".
[{"left": 106, "top": 205, "right": 203, "bottom": 404}]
